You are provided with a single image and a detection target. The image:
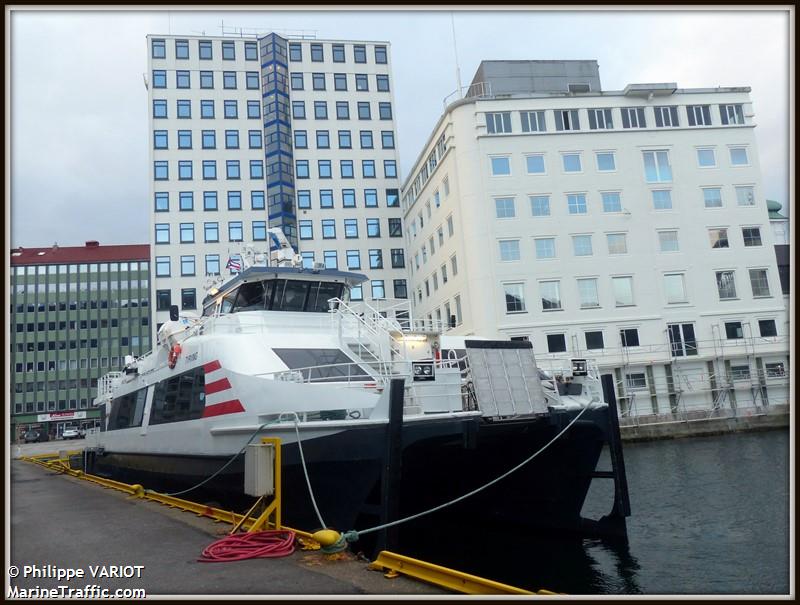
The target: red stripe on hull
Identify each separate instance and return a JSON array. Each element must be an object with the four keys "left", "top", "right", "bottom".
[
  {"left": 204, "top": 377, "right": 232, "bottom": 395},
  {"left": 201, "top": 399, "right": 245, "bottom": 418},
  {"left": 203, "top": 360, "right": 222, "bottom": 374}
]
